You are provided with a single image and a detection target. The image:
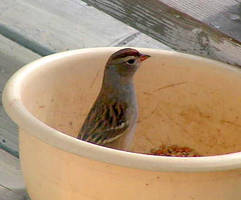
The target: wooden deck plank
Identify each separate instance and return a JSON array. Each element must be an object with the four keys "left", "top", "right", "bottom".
[
  {"left": 111, "top": 32, "right": 172, "bottom": 50},
  {"left": 0, "top": 186, "right": 25, "bottom": 200},
  {"left": 0, "top": 0, "right": 169, "bottom": 56},
  {"left": 0, "top": 150, "right": 27, "bottom": 200},
  {"left": 81, "top": 0, "right": 241, "bottom": 66},
  {"left": 159, "top": 0, "right": 241, "bottom": 41},
  {"left": 25, "top": 0, "right": 171, "bottom": 49},
  {"left": 0, "top": 34, "right": 40, "bottom": 154}
]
